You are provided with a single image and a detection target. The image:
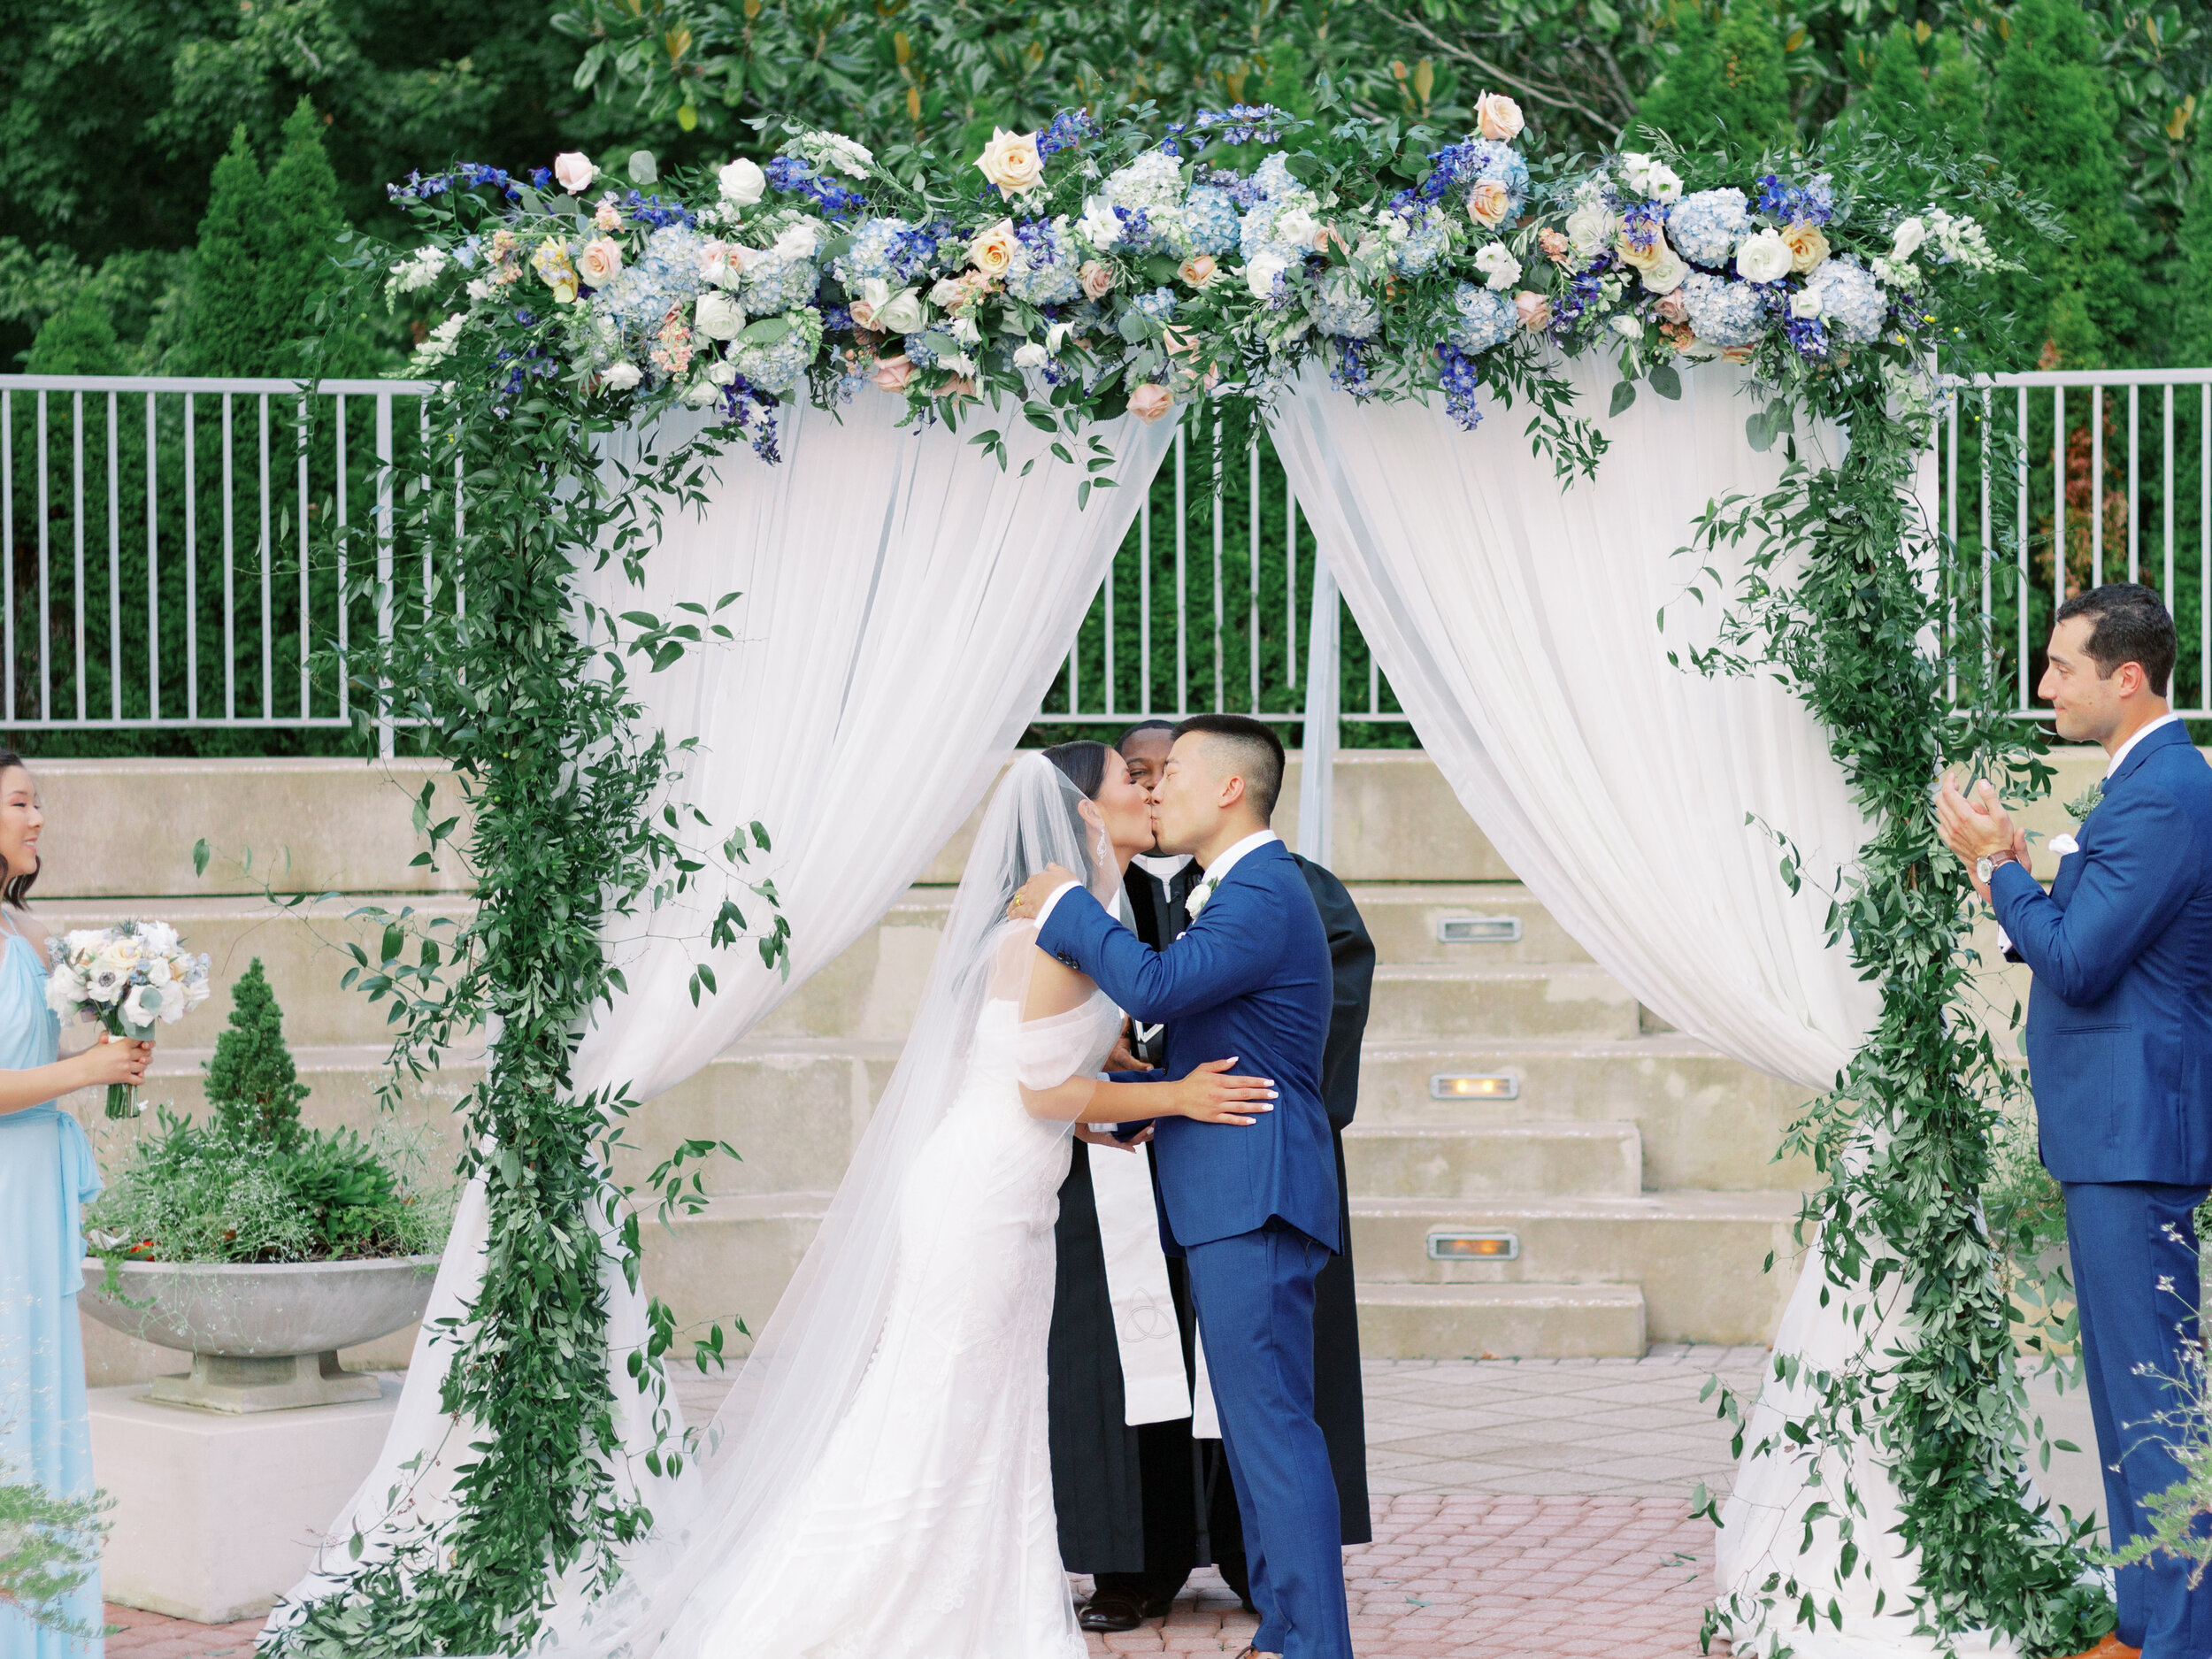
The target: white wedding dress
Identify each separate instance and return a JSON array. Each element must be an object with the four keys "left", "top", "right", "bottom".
[{"left": 670, "top": 979, "right": 1119, "bottom": 1659}]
